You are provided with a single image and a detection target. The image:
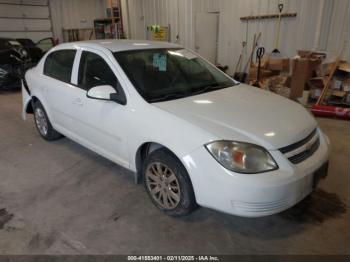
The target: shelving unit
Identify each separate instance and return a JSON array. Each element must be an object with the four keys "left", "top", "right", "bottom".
[{"left": 94, "top": 0, "right": 124, "bottom": 39}]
